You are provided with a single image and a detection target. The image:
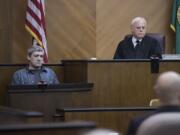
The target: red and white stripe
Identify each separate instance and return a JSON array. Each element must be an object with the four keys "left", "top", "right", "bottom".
[{"left": 25, "top": 0, "right": 48, "bottom": 63}]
